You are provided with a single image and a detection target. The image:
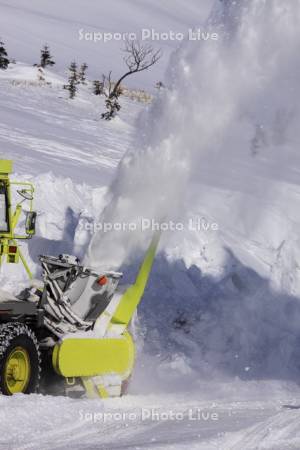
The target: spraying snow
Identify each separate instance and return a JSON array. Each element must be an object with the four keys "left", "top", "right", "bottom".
[
  {"left": 89, "top": 0, "right": 300, "bottom": 266},
  {"left": 88, "top": 0, "right": 300, "bottom": 388}
]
